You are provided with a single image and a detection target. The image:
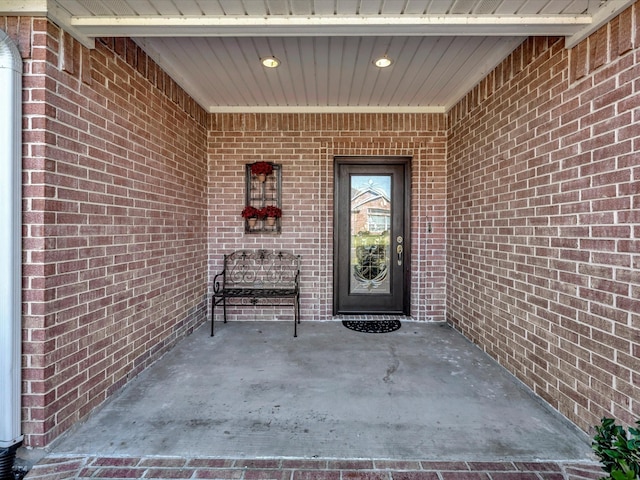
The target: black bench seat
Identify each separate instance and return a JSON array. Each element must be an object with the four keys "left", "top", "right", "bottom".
[
  {"left": 223, "top": 287, "right": 298, "bottom": 297},
  {"left": 211, "top": 250, "right": 301, "bottom": 337}
]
